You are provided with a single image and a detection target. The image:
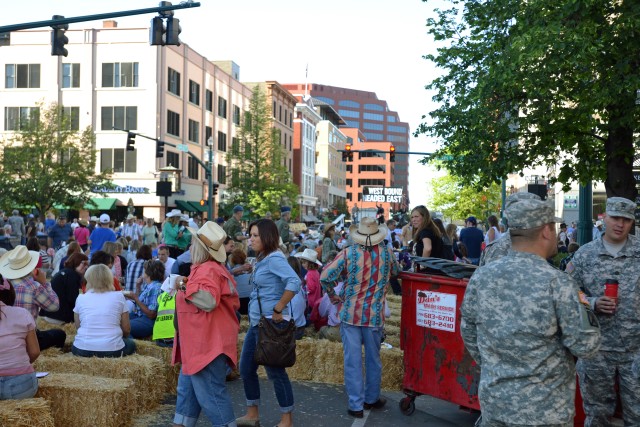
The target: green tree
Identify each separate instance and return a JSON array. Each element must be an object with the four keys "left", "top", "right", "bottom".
[
  {"left": 222, "top": 86, "right": 299, "bottom": 218},
  {"left": 0, "top": 103, "right": 113, "bottom": 215},
  {"left": 429, "top": 173, "right": 502, "bottom": 222},
  {"left": 418, "top": 0, "right": 640, "bottom": 199}
]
